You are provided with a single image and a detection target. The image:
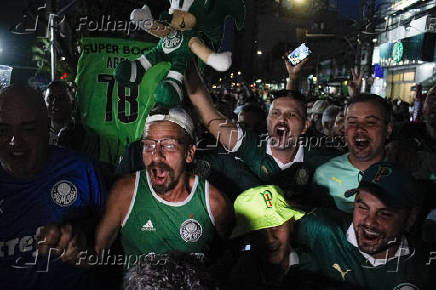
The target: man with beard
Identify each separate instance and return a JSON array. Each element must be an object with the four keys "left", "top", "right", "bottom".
[
  {"left": 297, "top": 162, "right": 435, "bottom": 289},
  {"left": 314, "top": 94, "right": 393, "bottom": 213},
  {"left": 0, "top": 85, "right": 105, "bottom": 290},
  {"left": 40, "top": 107, "right": 234, "bottom": 267},
  {"left": 186, "top": 62, "right": 338, "bottom": 196}
]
